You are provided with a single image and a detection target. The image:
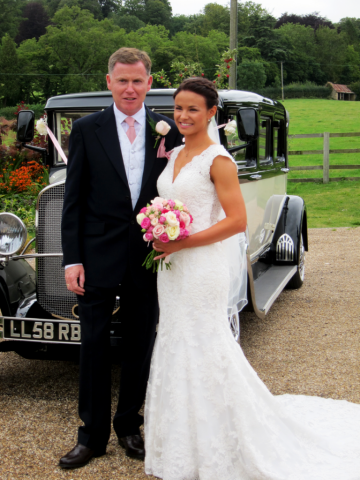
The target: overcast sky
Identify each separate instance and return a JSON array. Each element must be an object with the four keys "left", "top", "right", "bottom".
[{"left": 170, "top": 0, "right": 360, "bottom": 23}]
